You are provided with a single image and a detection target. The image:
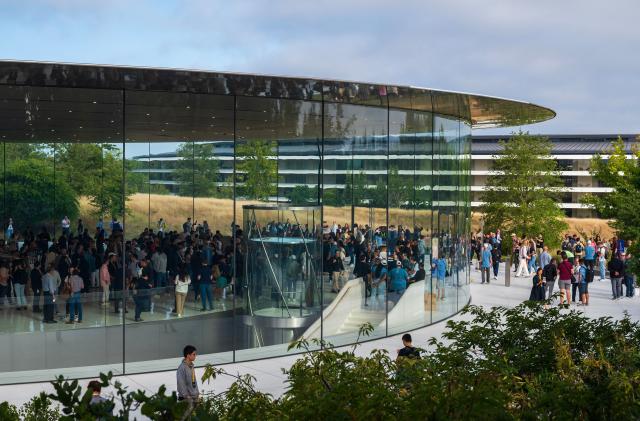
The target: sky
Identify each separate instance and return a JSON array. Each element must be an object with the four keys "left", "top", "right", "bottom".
[{"left": 1, "top": 0, "right": 639, "bottom": 145}]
